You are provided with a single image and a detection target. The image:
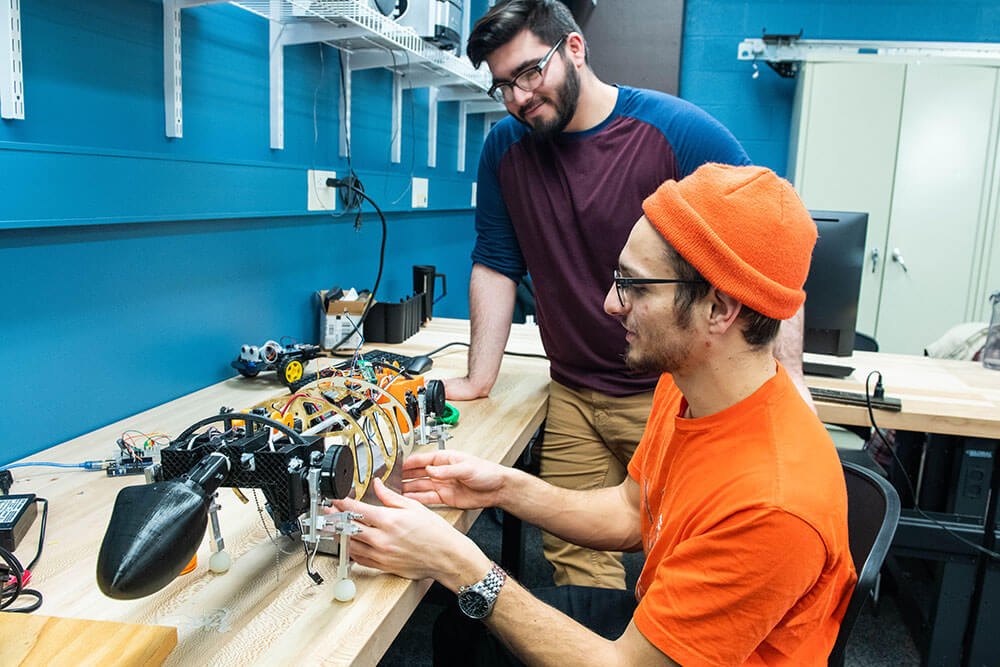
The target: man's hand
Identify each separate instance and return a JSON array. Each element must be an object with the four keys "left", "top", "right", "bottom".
[
  {"left": 443, "top": 376, "right": 492, "bottom": 401},
  {"left": 333, "top": 478, "right": 491, "bottom": 590},
  {"left": 402, "top": 450, "right": 508, "bottom": 509},
  {"left": 450, "top": 264, "right": 519, "bottom": 401}
]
